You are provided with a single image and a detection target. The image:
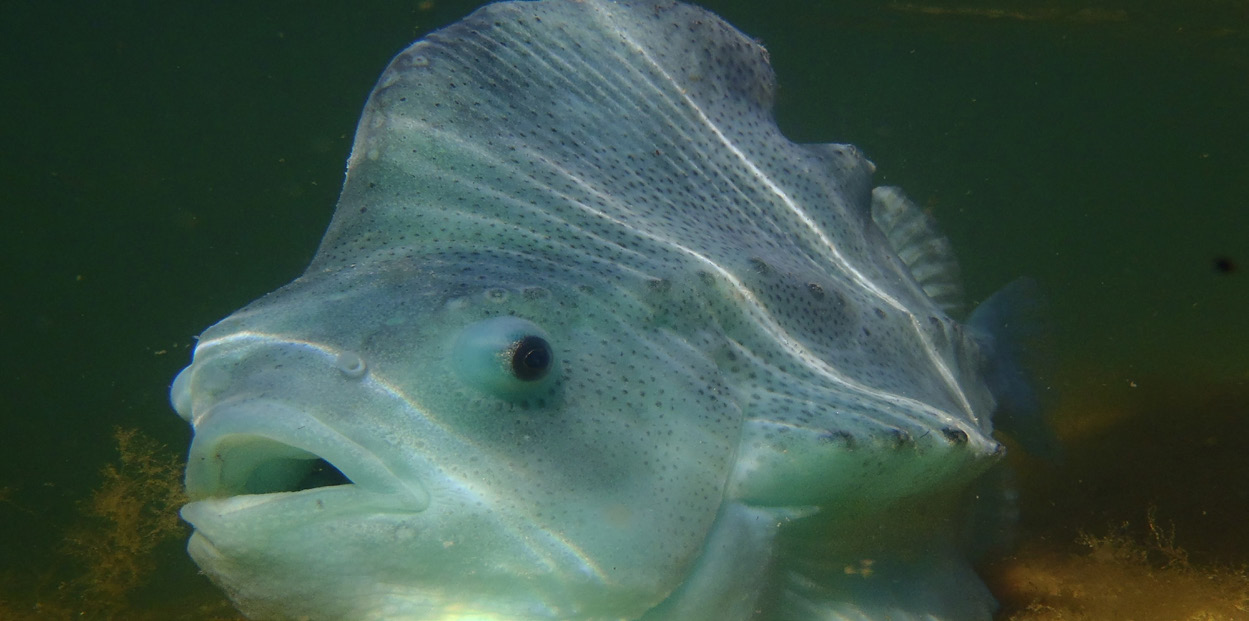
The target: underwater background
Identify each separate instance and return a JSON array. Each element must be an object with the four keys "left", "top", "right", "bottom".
[{"left": 1, "top": 0, "right": 1245, "bottom": 619}]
